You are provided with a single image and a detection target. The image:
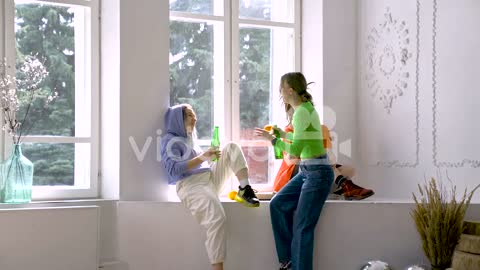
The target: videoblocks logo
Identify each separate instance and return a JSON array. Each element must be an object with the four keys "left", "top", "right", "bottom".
[{"left": 128, "top": 105, "right": 352, "bottom": 163}]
